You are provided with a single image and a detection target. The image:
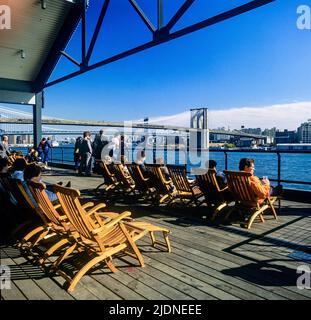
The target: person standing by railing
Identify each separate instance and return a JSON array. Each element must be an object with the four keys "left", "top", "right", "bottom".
[
  {"left": 38, "top": 137, "right": 53, "bottom": 167},
  {"left": 74, "top": 136, "right": 83, "bottom": 173},
  {"left": 79, "top": 131, "right": 93, "bottom": 176}
]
